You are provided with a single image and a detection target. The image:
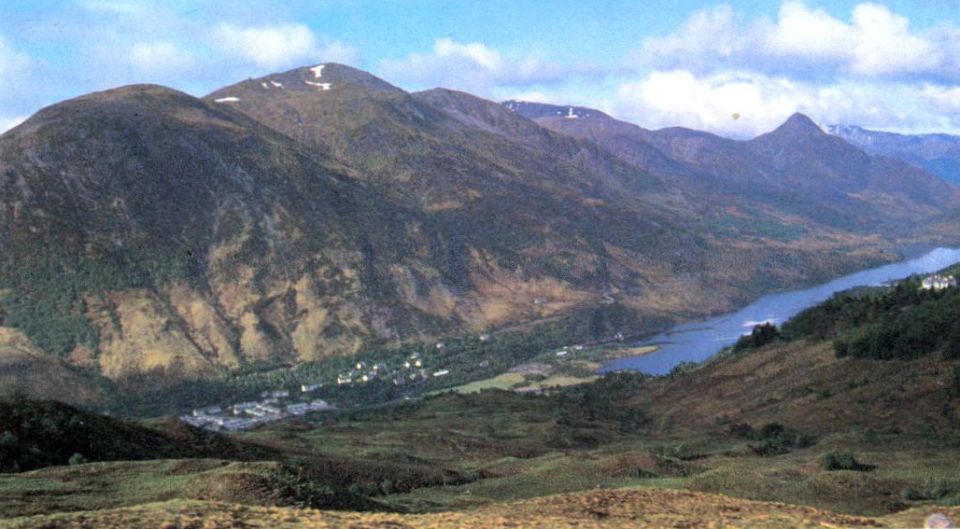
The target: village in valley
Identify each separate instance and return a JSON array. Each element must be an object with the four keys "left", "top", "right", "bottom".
[
  {"left": 181, "top": 348, "right": 454, "bottom": 431},
  {"left": 335, "top": 350, "right": 450, "bottom": 386},
  {"left": 179, "top": 271, "right": 960, "bottom": 433},
  {"left": 180, "top": 389, "right": 333, "bottom": 432}
]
